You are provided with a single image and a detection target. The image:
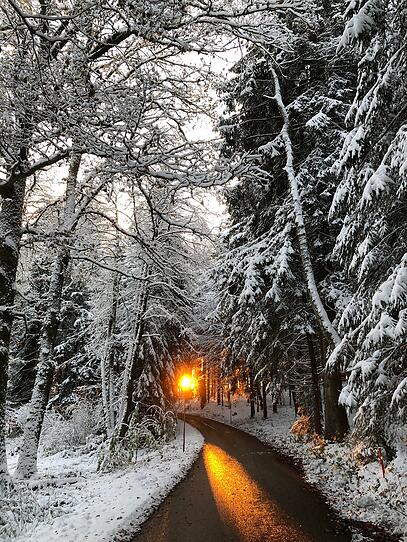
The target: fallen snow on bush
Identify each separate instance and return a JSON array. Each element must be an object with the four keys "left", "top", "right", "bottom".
[
  {"left": 190, "top": 398, "right": 406, "bottom": 541},
  {"left": 3, "top": 422, "right": 203, "bottom": 542}
]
